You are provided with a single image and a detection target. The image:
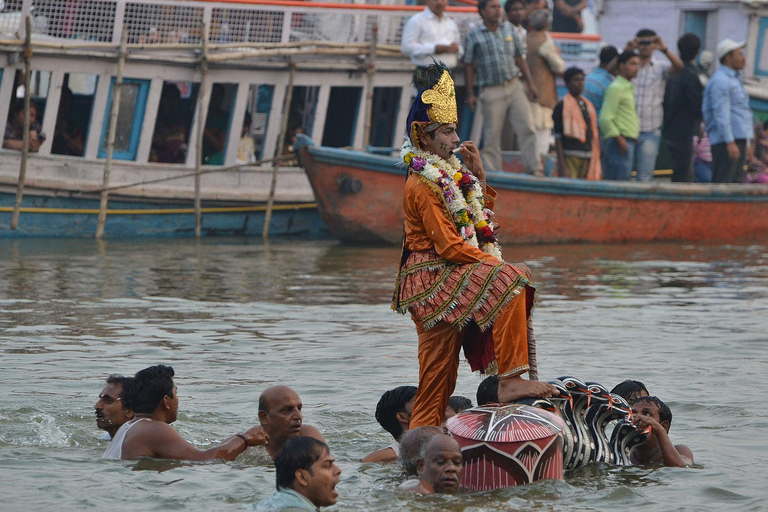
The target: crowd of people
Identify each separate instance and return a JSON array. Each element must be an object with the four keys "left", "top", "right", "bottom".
[
  {"left": 398, "top": 0, "right": 766, "bottom": 184},
  {"left": 94, "top": 366, "right": 692, "bottom": 509}
]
